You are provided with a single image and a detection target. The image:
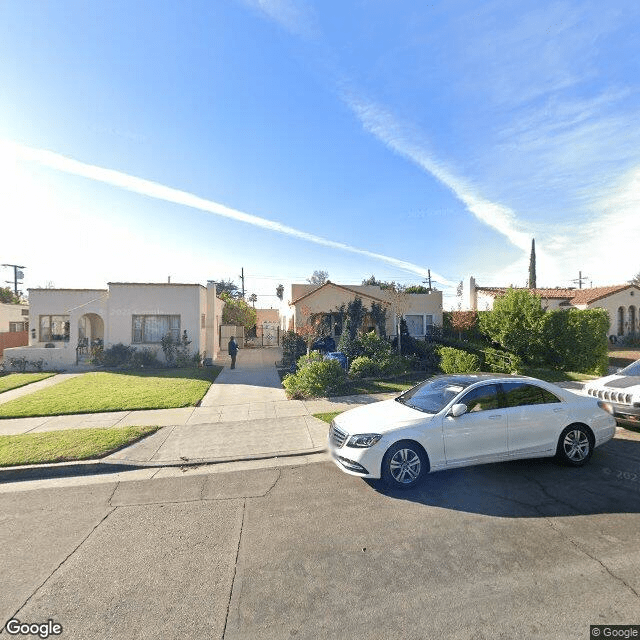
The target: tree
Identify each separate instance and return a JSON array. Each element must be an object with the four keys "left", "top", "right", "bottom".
[
  {"left": 307, "top": 270, "right": 329, "bottom": 286},
  {"left": 221, "top": 292, "right": 257, "bottom": 331},
  {"left": 0, "top": 286, "right": 21, "bottom": 304},
  {"left": 528, "top": 238, "right": 537, "bottom": 288},
  {"left": 478, "top": 289, "right": 545, "bottom": 361},
  {"left": 248, "top": 293, "right": 258, "bottom": 307},
  {"left": 362, "top": 275, "right": 383, "bottom": 286},
  {"left": 276, "top": 284, "right": 284, "bottom": 300},
  {"left": 404, "top": 285, "right": 430, "bottom": 294},
  {"left": 629, "top": 271, "right": 640, "bottom": 286},
  {"left": 449, "top": 310, "right": 478, "bottom": 341},
  {"left": 214, "top": 279, "right": 242, "bottom": 299}
]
